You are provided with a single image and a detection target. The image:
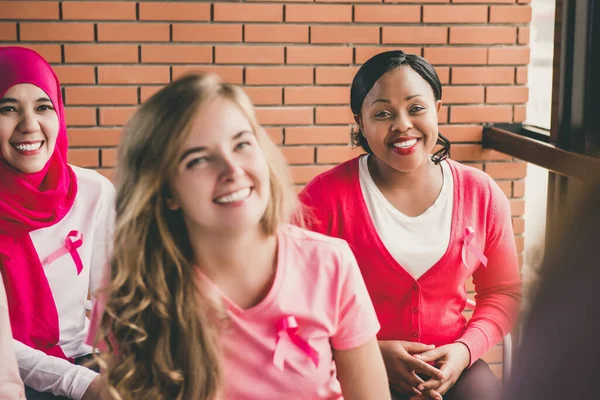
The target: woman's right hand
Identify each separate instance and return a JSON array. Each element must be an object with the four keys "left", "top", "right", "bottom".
[{"left": 379, "top": 340, "right": 445, "bottom": 400}]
